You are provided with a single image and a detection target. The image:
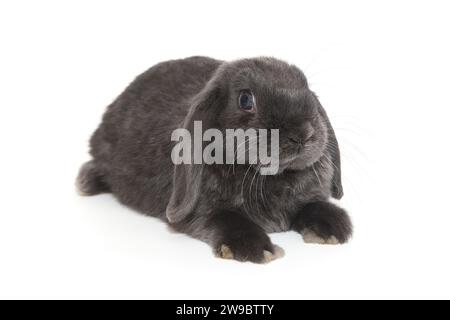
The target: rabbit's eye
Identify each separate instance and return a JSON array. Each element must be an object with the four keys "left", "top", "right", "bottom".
[{"left": 238, "top": 90, "right": 256, "bottom": 112}]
